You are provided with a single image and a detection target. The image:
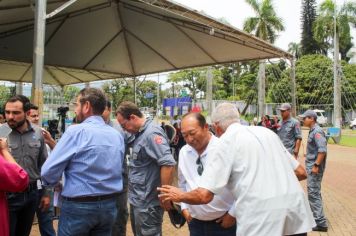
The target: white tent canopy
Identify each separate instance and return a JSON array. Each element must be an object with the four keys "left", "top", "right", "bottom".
[{"left": 0, "top": 0, "right": 291, "bottom": 86}]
